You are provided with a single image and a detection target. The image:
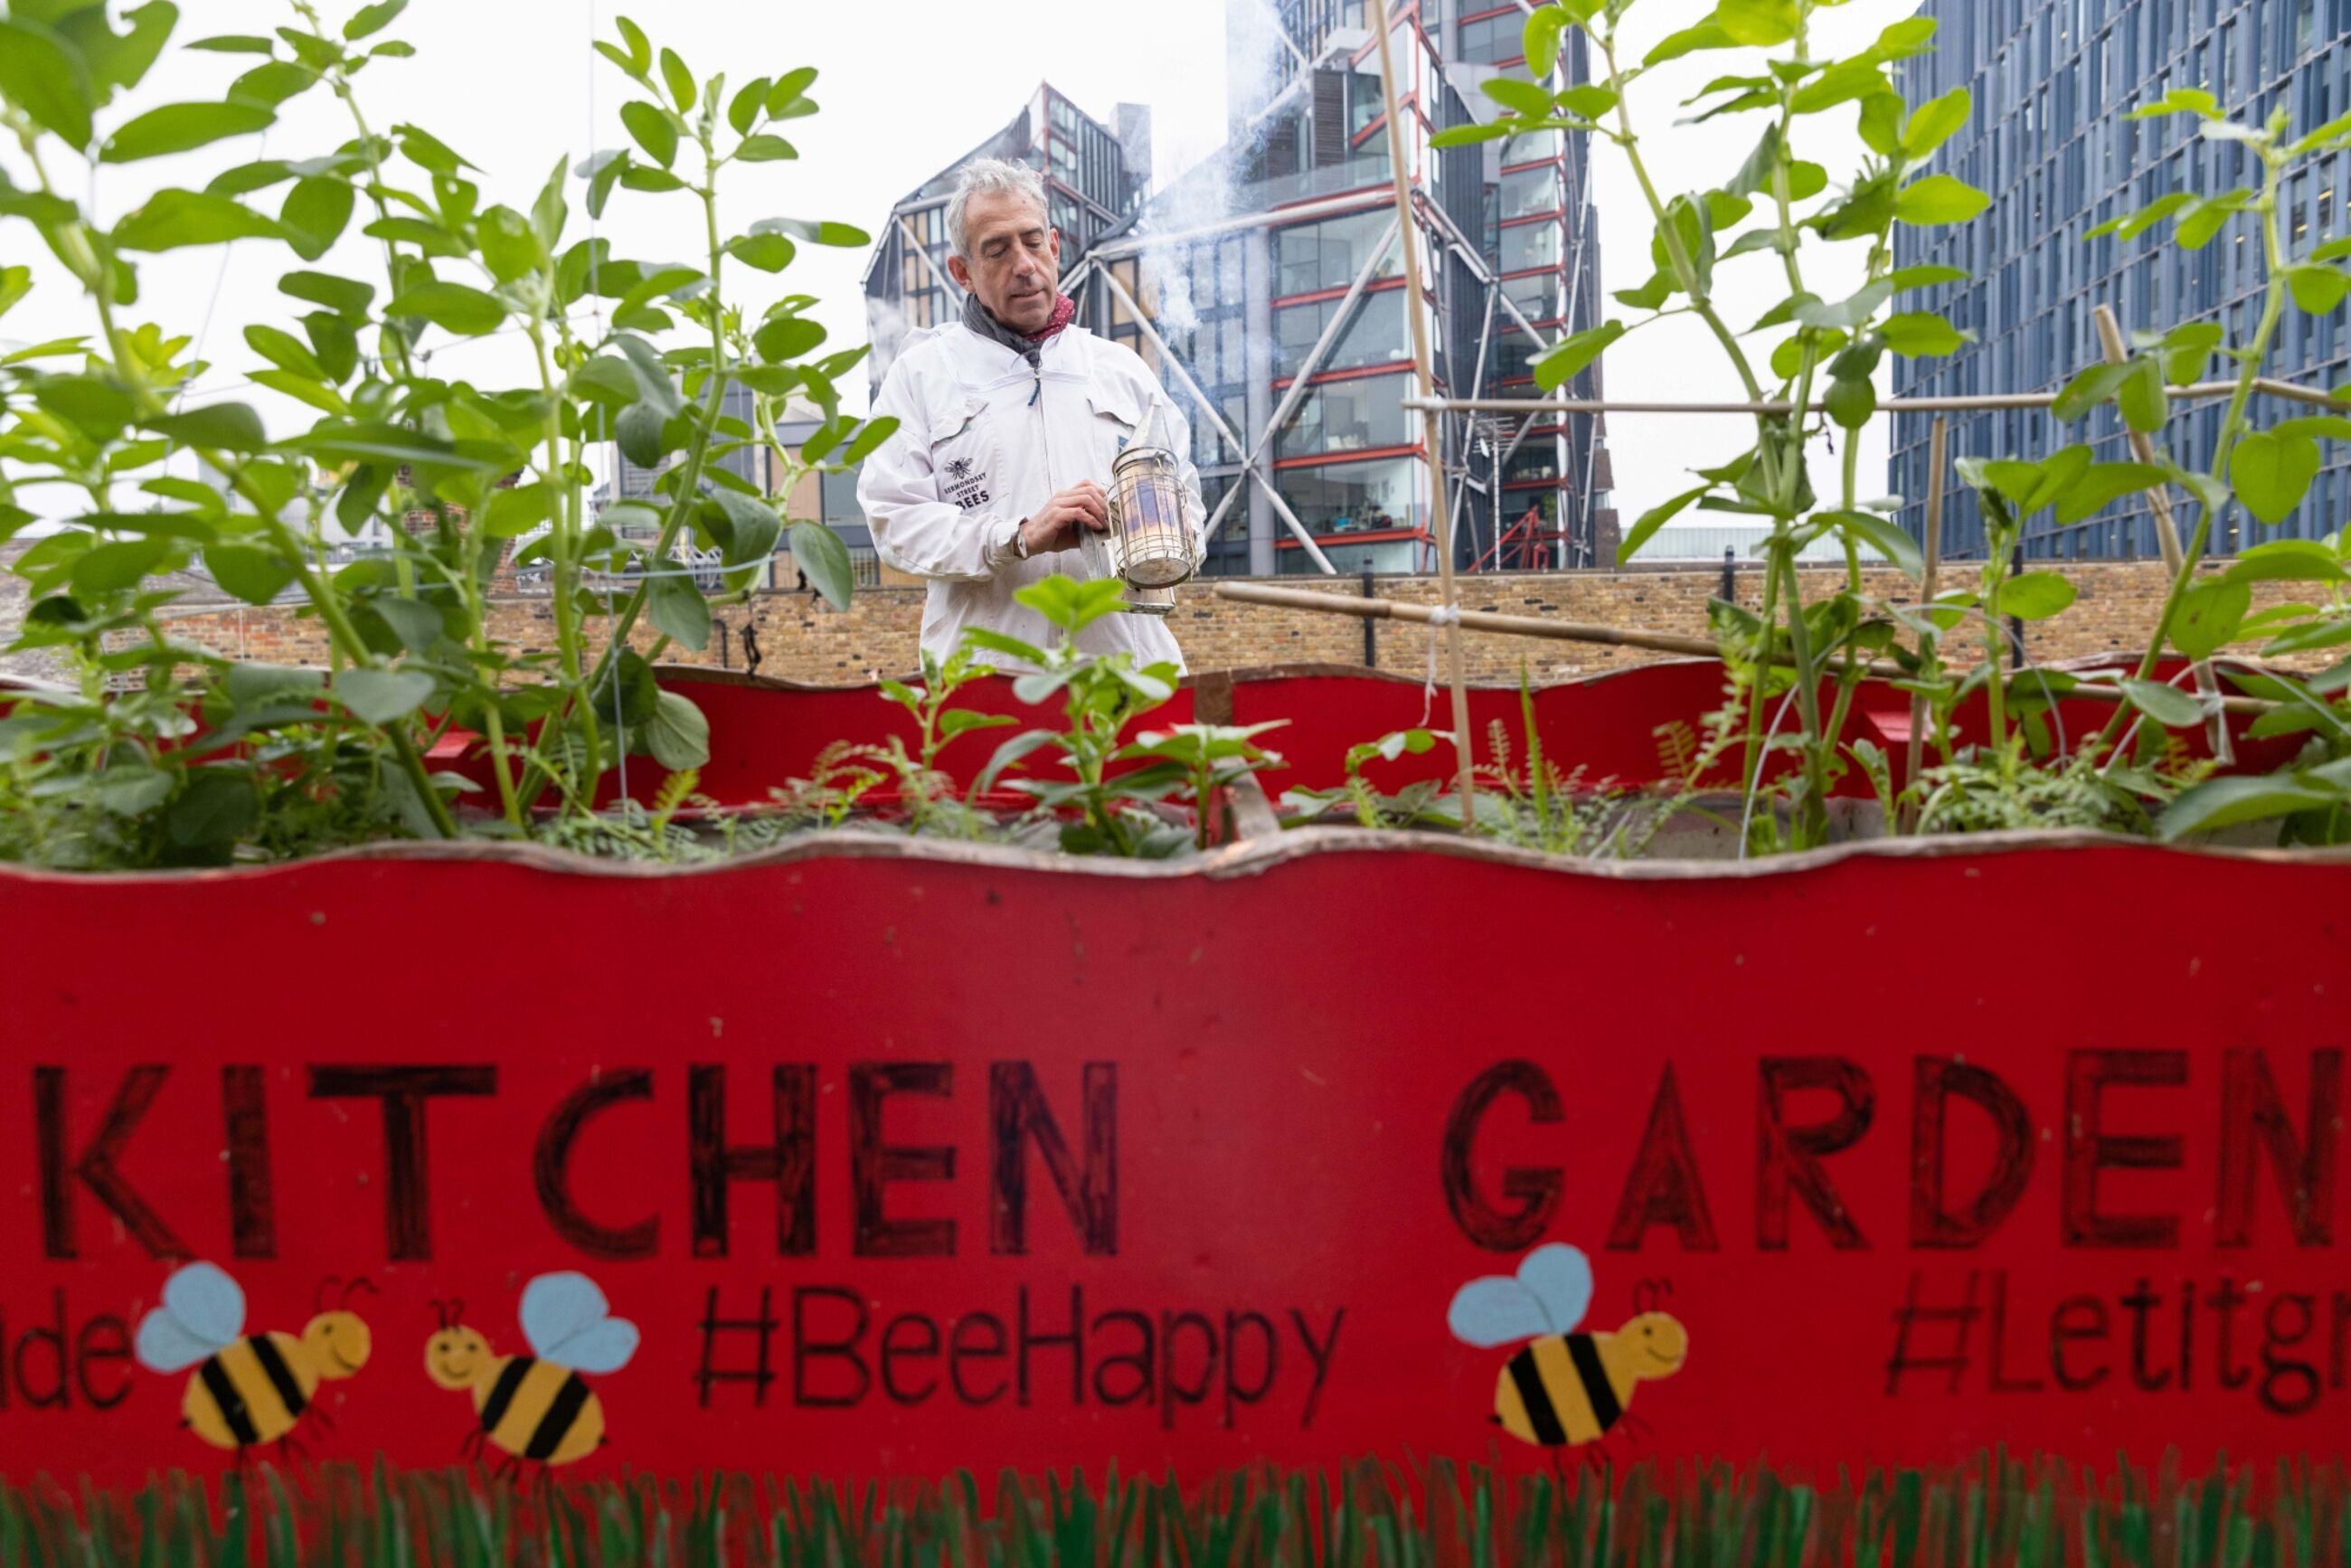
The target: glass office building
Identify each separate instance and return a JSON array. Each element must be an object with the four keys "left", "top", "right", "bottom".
[
  {"left": 1072, "top": 0, "right": 1614, "bottom": 576},
  {"left": 861, "top": 86, "right": 1151, "bottom": 390},
  {"left": 1891, "top": 0, "right": 2351, "bottom": 560}
]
